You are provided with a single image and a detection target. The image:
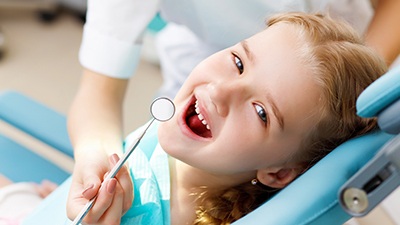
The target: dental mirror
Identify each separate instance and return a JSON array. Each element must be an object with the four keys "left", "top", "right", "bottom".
[
  {"left": 151, "top": 97, "right": 175, "bottom": 121},
  {"left": 72, "top": 97, "right": 175, "bottom": 225}
]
